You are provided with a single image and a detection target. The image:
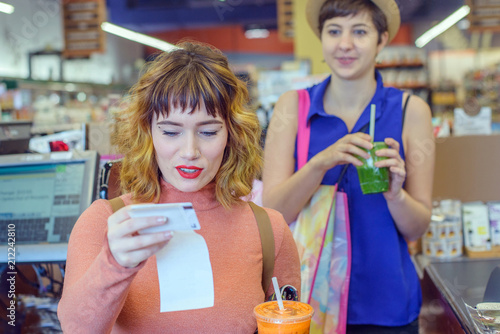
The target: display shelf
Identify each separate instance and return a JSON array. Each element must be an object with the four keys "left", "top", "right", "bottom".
[
  {"left": 0, "top": 77, "right": 128, "bottom": 130},
  {"left": 465, "top": 246, "right": 500, "bottom": 259},
  {"left": 376, "top": 62, "right": 425, "bottom": 69},
  {"left": 463, "top": 64, "right": 500, "bottom": 115},
  {"left": 390, "top": 84, "right": 429, "bottom": 90},
  {"left": 31, "top": 123, "right": 84, "bottom": 135},
  {"left": 467, "top": 0, "right": 500, "bottom": 32},
  {"left": 376, "top": 47, "right": 429, "bottom": 105},
  {"left": 6, "top": 77, "right": 128, "bottom": 94}
]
